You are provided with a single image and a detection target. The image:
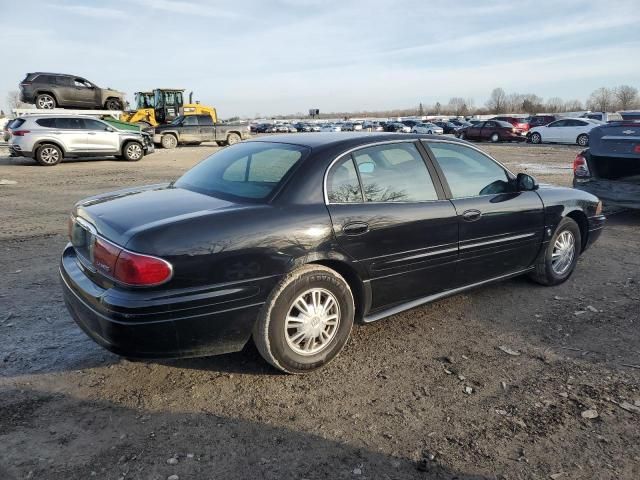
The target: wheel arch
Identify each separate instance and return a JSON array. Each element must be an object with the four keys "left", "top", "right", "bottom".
[
  {"left": 33, "top": 139, "right": 66, "bottom": 155},
  {"left": 565, "top": 209, "right": 589, "bottom": 251},
  {"left": 120, "top": 138, "right": 143, "bottom": 154},
  {"left": 307, "top": 258, "right": 369, "bottom": 322}
]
